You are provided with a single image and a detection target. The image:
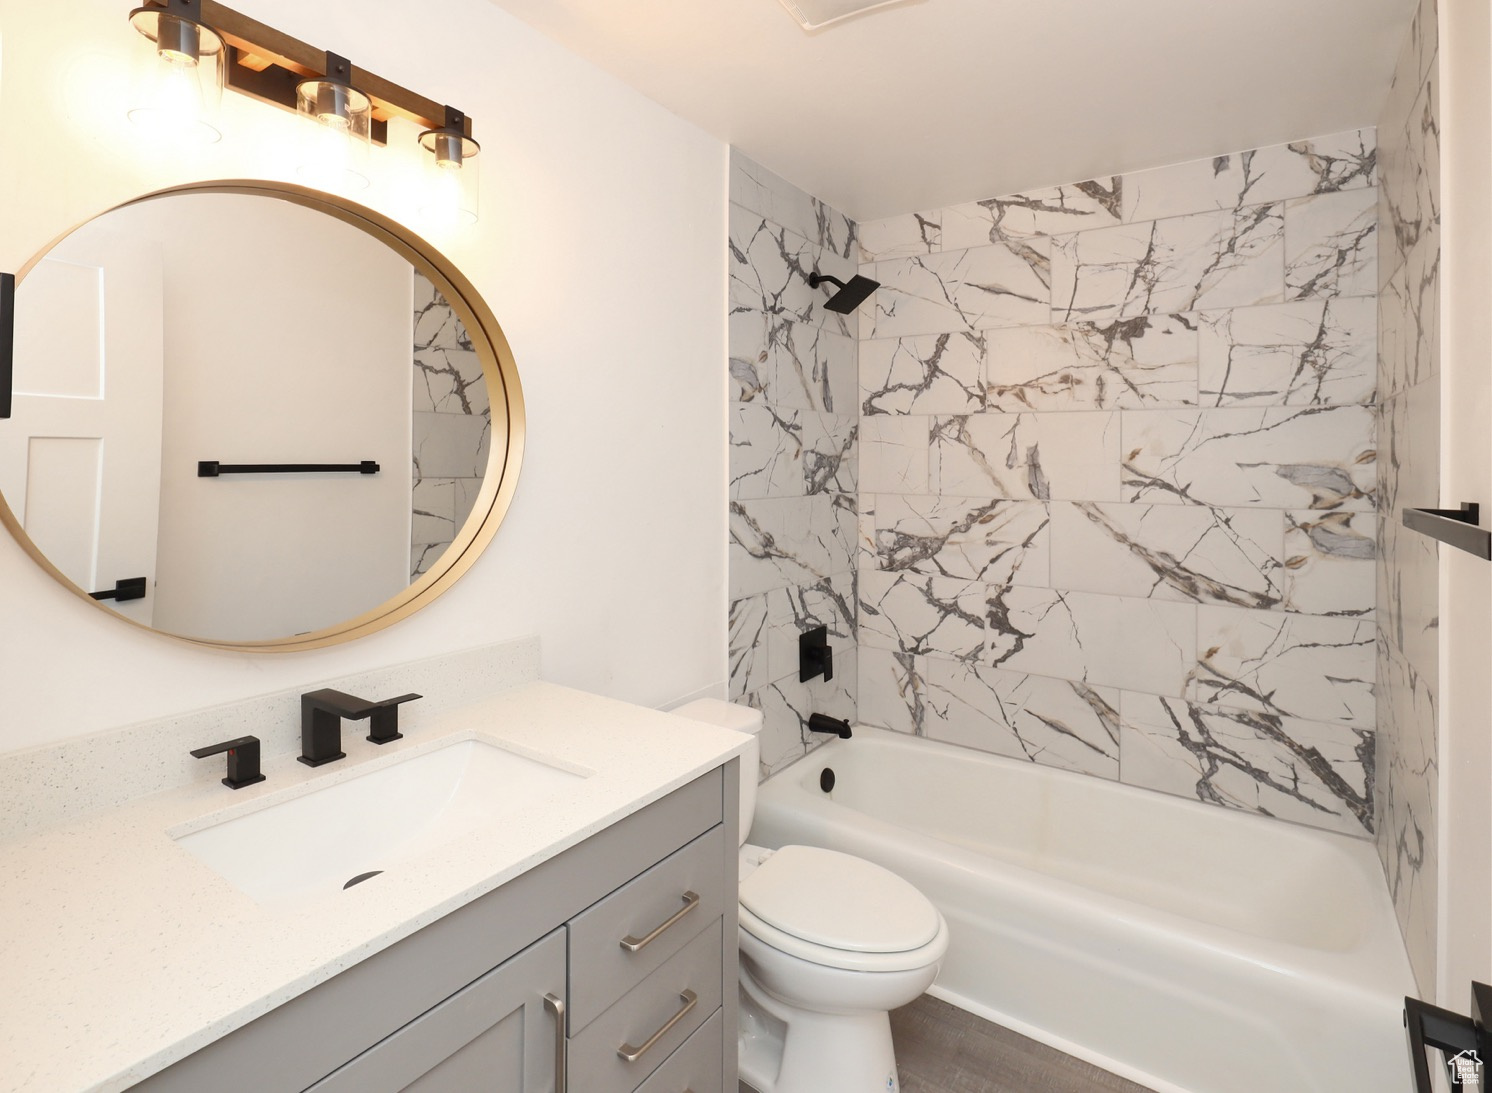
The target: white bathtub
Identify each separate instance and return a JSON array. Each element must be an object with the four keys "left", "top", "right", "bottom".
[{"left": 747, "top": 727, "right": 1415, "bottom": 1093}]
